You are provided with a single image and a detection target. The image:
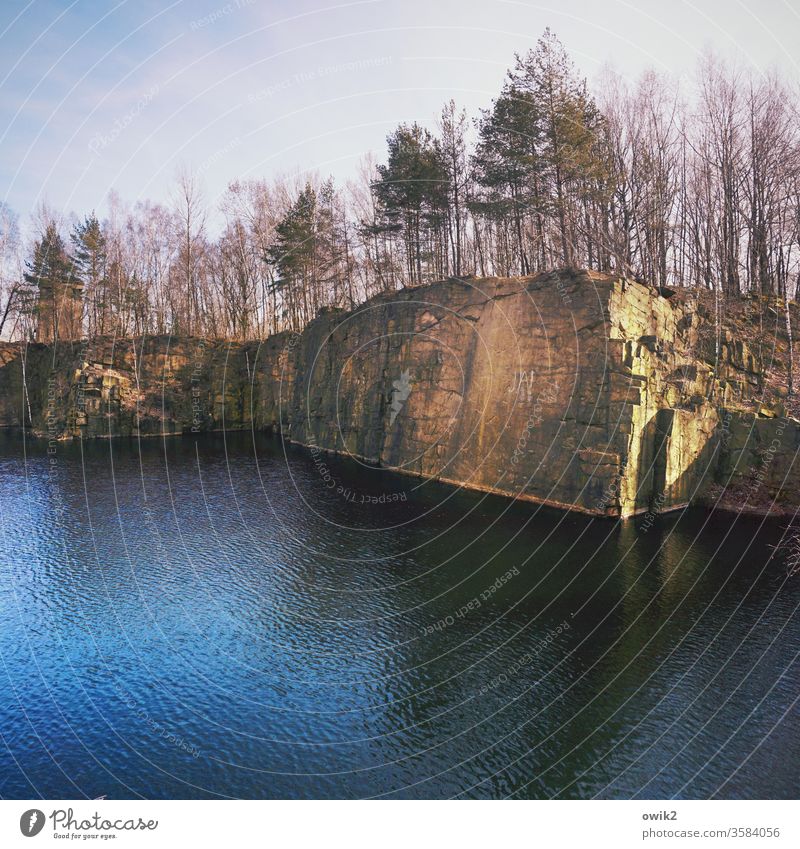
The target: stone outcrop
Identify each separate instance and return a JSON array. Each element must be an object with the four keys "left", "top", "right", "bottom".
[{"left": 1, "top": 269, "right": 799, "bottom": 518}]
